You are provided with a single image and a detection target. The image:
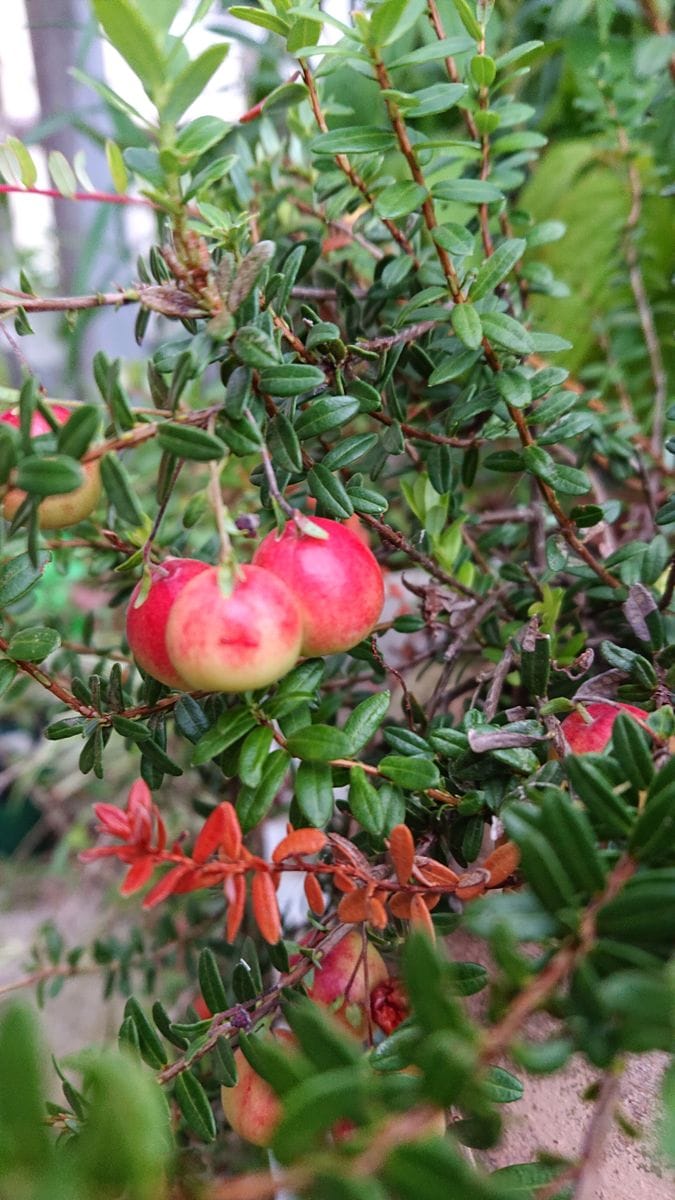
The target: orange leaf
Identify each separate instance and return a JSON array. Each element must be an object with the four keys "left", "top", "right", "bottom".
[
  {"left": 389, "top": 823, "right": 415, "bottom": 885},
  {"left": 455, "top": 869, "right": 490, "bottom": 901},
  {"left": 410, "top": 894, "right": 436, "bottom": 940},
  {"left": 366, "top": 895, "right": 388, "bottom": 929},
  {"left": 389, "top": 891, "right": 412, "bottom": 918},
  {"left": 334, "top": 870, "right": 357, "bottom": 893},
  {"left": 337, "top": 889, "right": 369, "bottom": 924},
  {"left": 304, "top": 873, "right": 326, "bottom": 915},
  {"left": 273, "top": 828, "right": 328, "bottom": 864},
  {"left": 483, "top": 841, "right": 520, "bottom": 888},
  {"left": 252, "top": 871, "right": 282, "bottom": 945},
  {"left": 225, "top": 874, "right": 246, "bottom": 942},
  {"left": 415, "top": 857, "right": 459, "bottom": 888}
]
